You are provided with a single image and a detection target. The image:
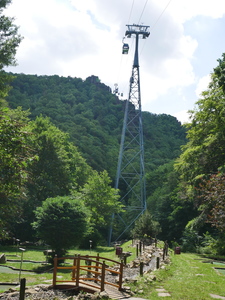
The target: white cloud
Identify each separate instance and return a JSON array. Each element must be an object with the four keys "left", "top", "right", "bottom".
[
  {"left": 195, "top": 74, "right": 211, "bottom": 98},
  {"left": 166, "top": 0, "right": 225, "bottom": 23},
  {"left": 4, "top": 0, "right": 225, "bottom": 118},
  {"left": 173, "top": 110, "right": 191, "bottom": 124}
]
